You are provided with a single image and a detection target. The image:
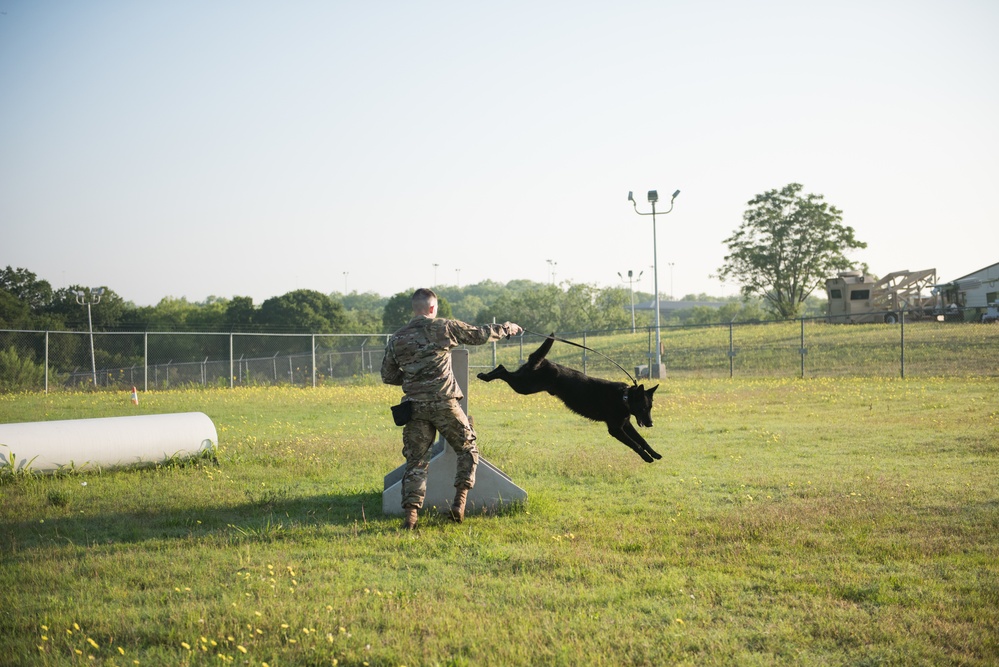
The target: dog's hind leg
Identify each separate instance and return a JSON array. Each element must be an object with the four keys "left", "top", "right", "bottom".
[
  {"left": 607, "top": 422, "right": 657, "bottom": 463},
  {"left": 623, "top": 421, "right": 662, "bottom": 461}
]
